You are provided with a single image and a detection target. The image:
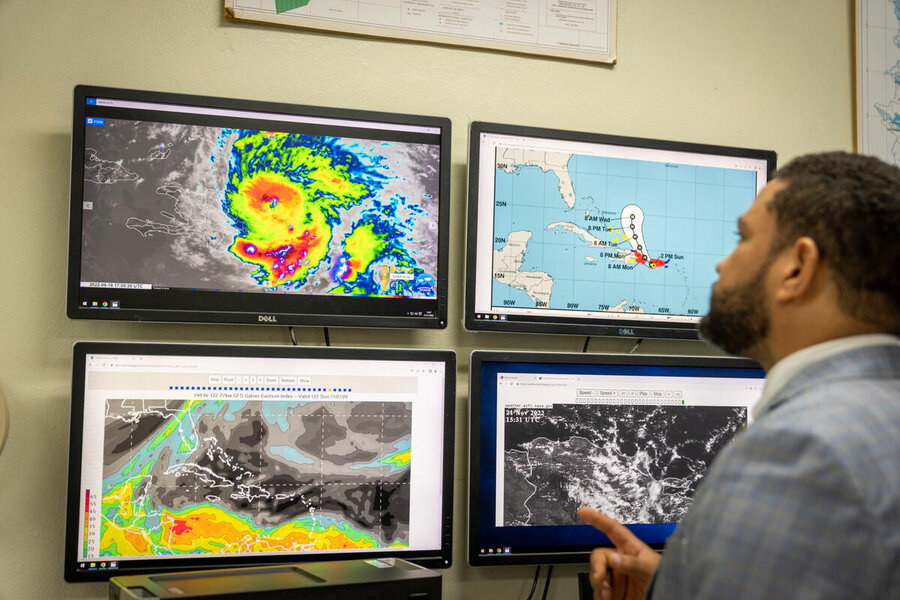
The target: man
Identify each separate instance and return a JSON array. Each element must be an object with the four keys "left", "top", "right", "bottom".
[{"left": 579, "top": 151, "right": 900, "bottom": 599}]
